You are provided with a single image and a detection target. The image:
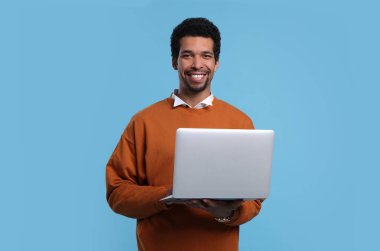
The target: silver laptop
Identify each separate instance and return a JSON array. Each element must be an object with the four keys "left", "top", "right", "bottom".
[{"left": 161, "top": 128, "right": 274, "bottom": 202}]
